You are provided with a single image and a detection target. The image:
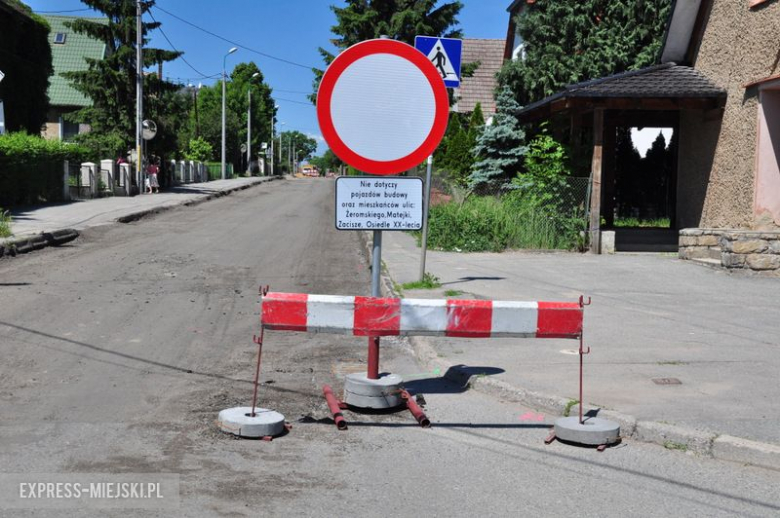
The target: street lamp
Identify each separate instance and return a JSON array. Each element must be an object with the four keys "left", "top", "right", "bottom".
[
  {"left": 221, "top": 46, "right": 238, "bottom": 180},
  {"left": 247, "top": 72, "right": 260, "bottom": 175}
]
